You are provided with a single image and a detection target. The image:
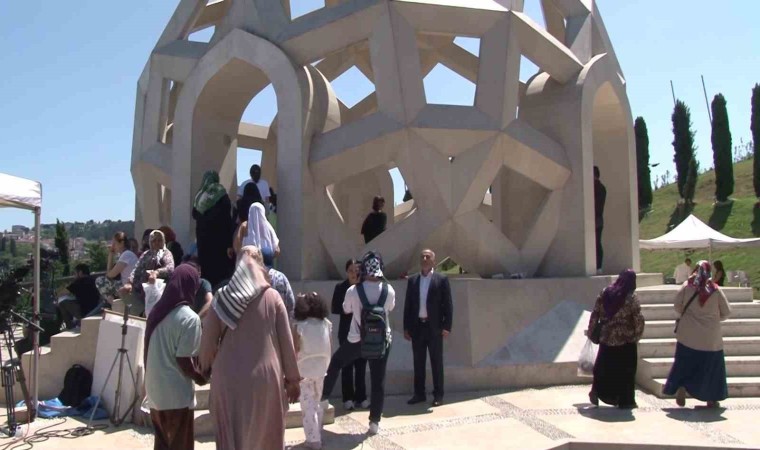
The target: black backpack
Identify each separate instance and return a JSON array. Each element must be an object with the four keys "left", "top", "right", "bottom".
[
  {"left": 59, "top": 364, "right": 92, "bottom": 407},
  {"left": 357, "top": 282, "right": 390, "bottom": 360}
]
